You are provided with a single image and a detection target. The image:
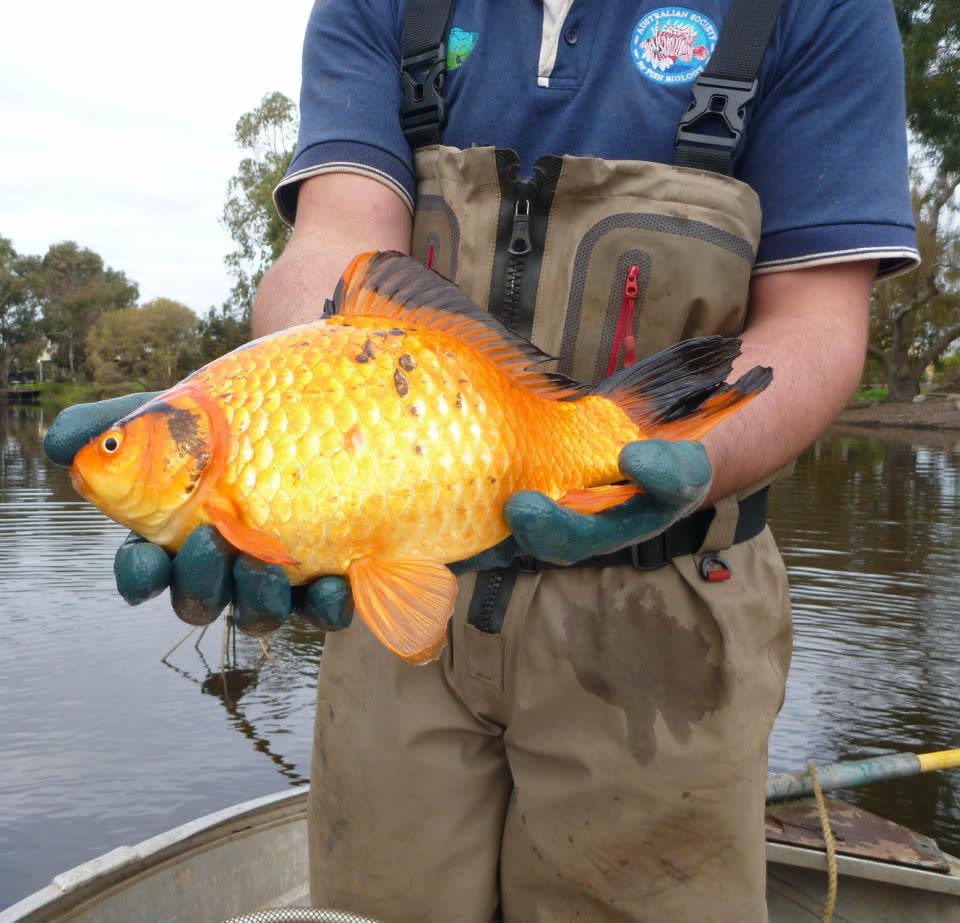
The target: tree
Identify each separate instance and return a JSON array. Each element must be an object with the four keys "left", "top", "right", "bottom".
[
  {"left": 869, "top": 166, "right": 960, "bottom": 401},
  {"left": 35, "top": 242, "right": 138, "bottom": 379},
  {"left": 196, "top": 303, "right": 251, "bottom": 366},
  {"left": 0, "top": 238, "right": 44, "bottom": 386},
  {"left": 87, "top": 298, "right": 199, "bottom": 391},
  {"left": 896, "top": 1, "right": 960, "bottom": 173},
  {"left": 221, "top": 92, "right": 298, "bottom": 322}
]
